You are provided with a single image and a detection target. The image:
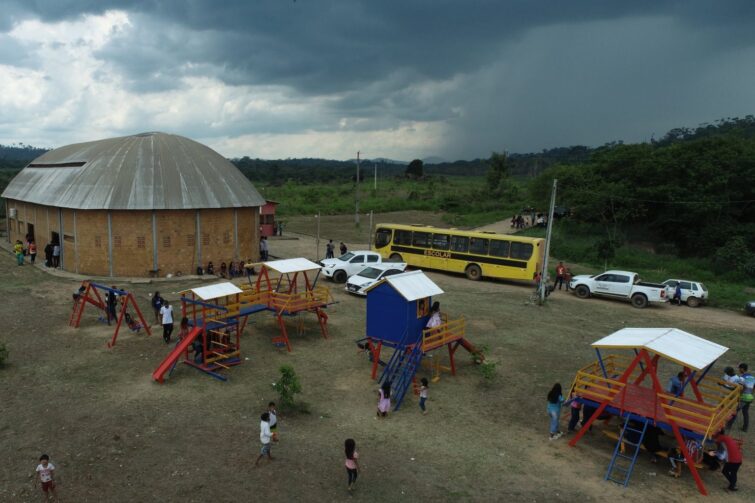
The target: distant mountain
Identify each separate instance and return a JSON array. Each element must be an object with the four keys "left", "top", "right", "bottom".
[{"left": 423, "top": 156, "right": 448, "bottom": 164}]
